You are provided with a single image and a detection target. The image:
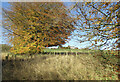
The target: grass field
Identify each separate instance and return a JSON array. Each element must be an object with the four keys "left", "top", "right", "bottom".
[{"left": 2, "top": 49, "right": 119, "bottom": 80}]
